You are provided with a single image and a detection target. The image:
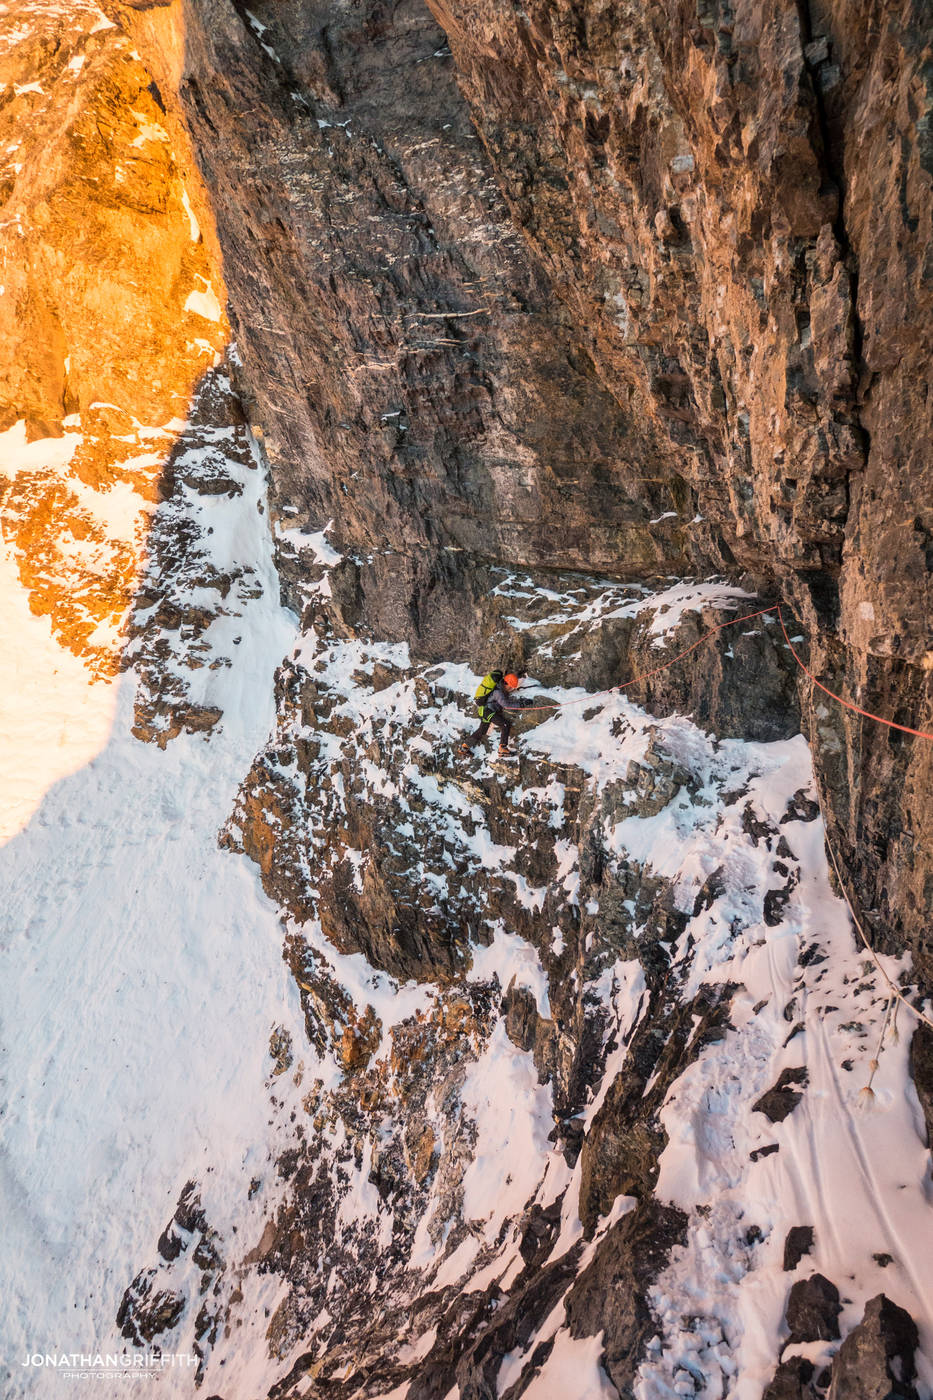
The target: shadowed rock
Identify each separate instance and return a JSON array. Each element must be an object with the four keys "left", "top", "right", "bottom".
[
  {"left": 786, "top": 1274, "right": 841, "bottom": 1344},
  {"left": 754, "top": 1067, "right": 809, "bottom": 1123},
  {"left": 909, "top": 1023, "right": 933, "bottom": 1153},
  {"left": 563, "top": 1199, "right": 689, "bottom": 1395},
  {"left": 763, "top": 1356, "right": 819, "bottom": 1400},
  {"left": 827, "top": 1294, "right": 919, "bottom": 1400},
  {"left": 783, "top": 1225, "right": 815, "bottom": 1272}
]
